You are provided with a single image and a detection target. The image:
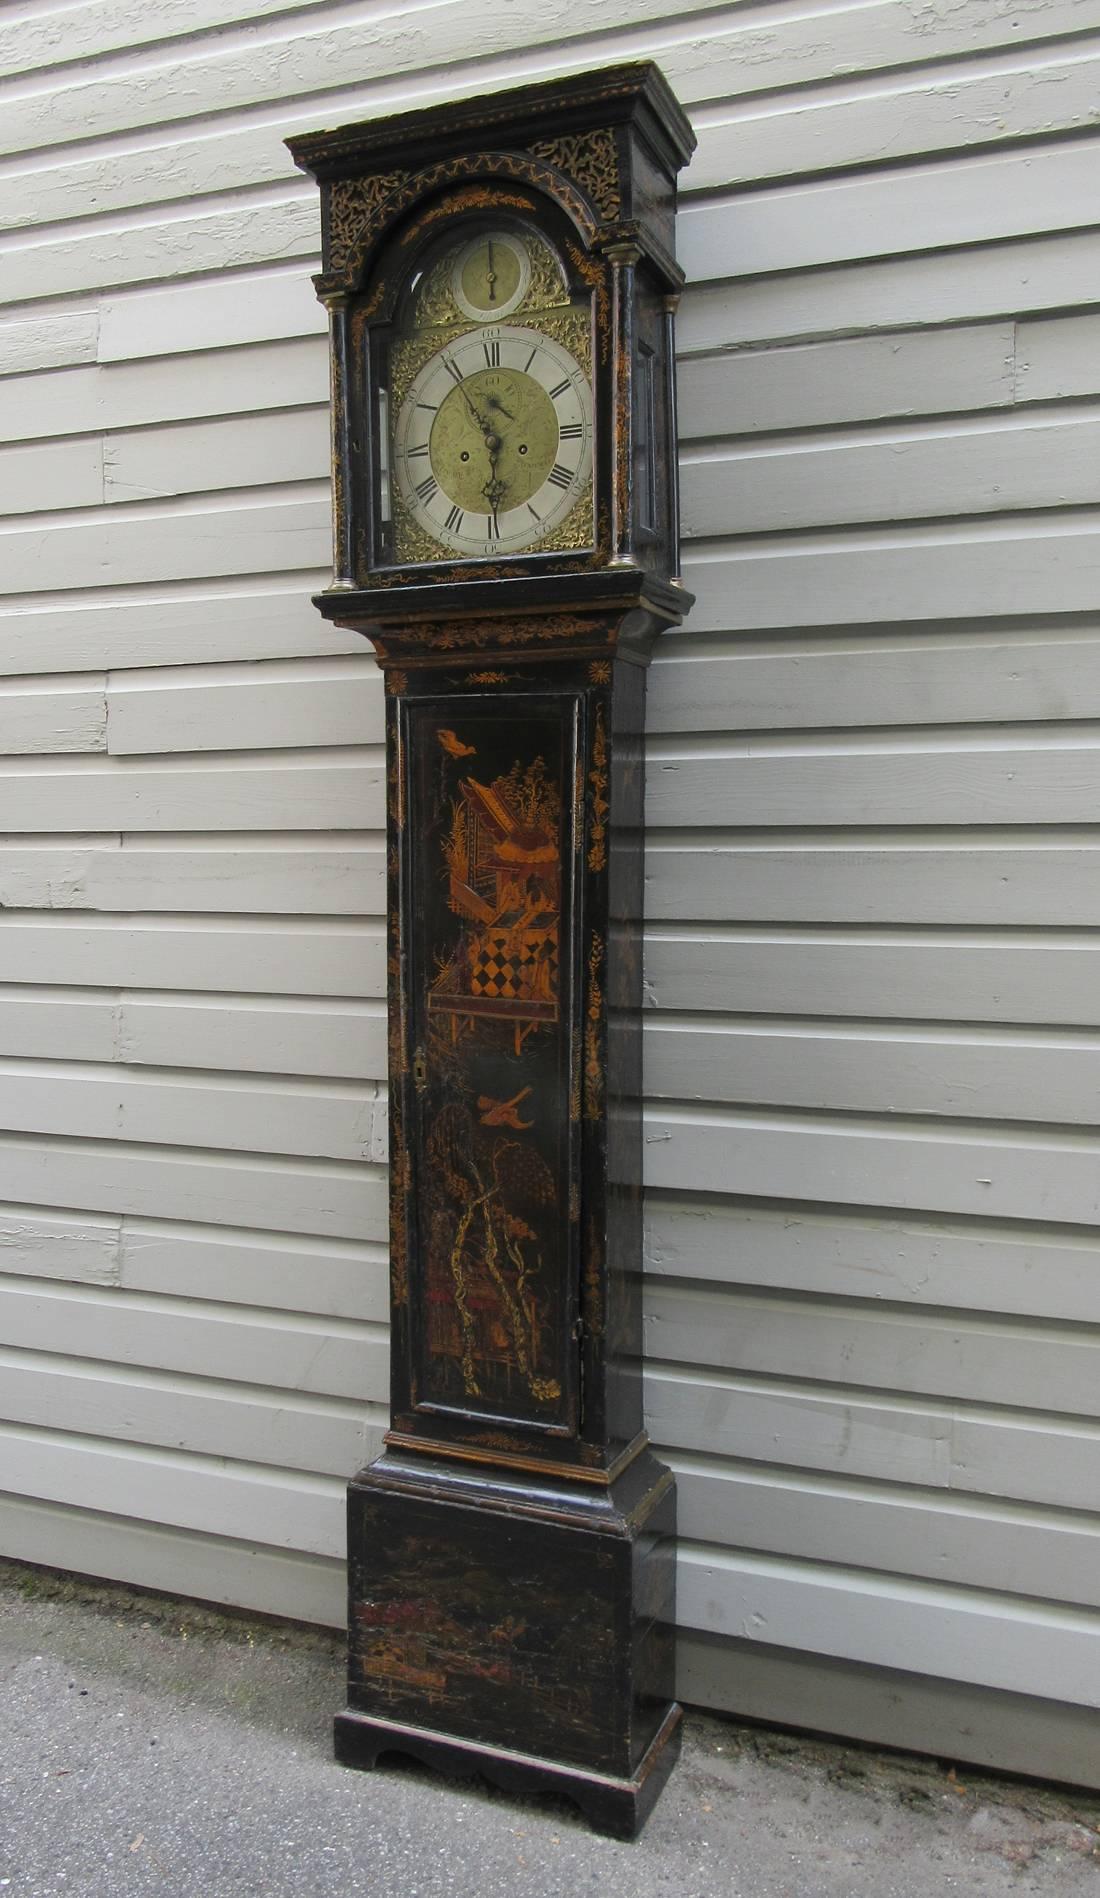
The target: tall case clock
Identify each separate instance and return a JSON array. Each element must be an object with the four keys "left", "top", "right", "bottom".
[{"left": 288, "top": 63, "right": 695, "bottom": 1838}]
